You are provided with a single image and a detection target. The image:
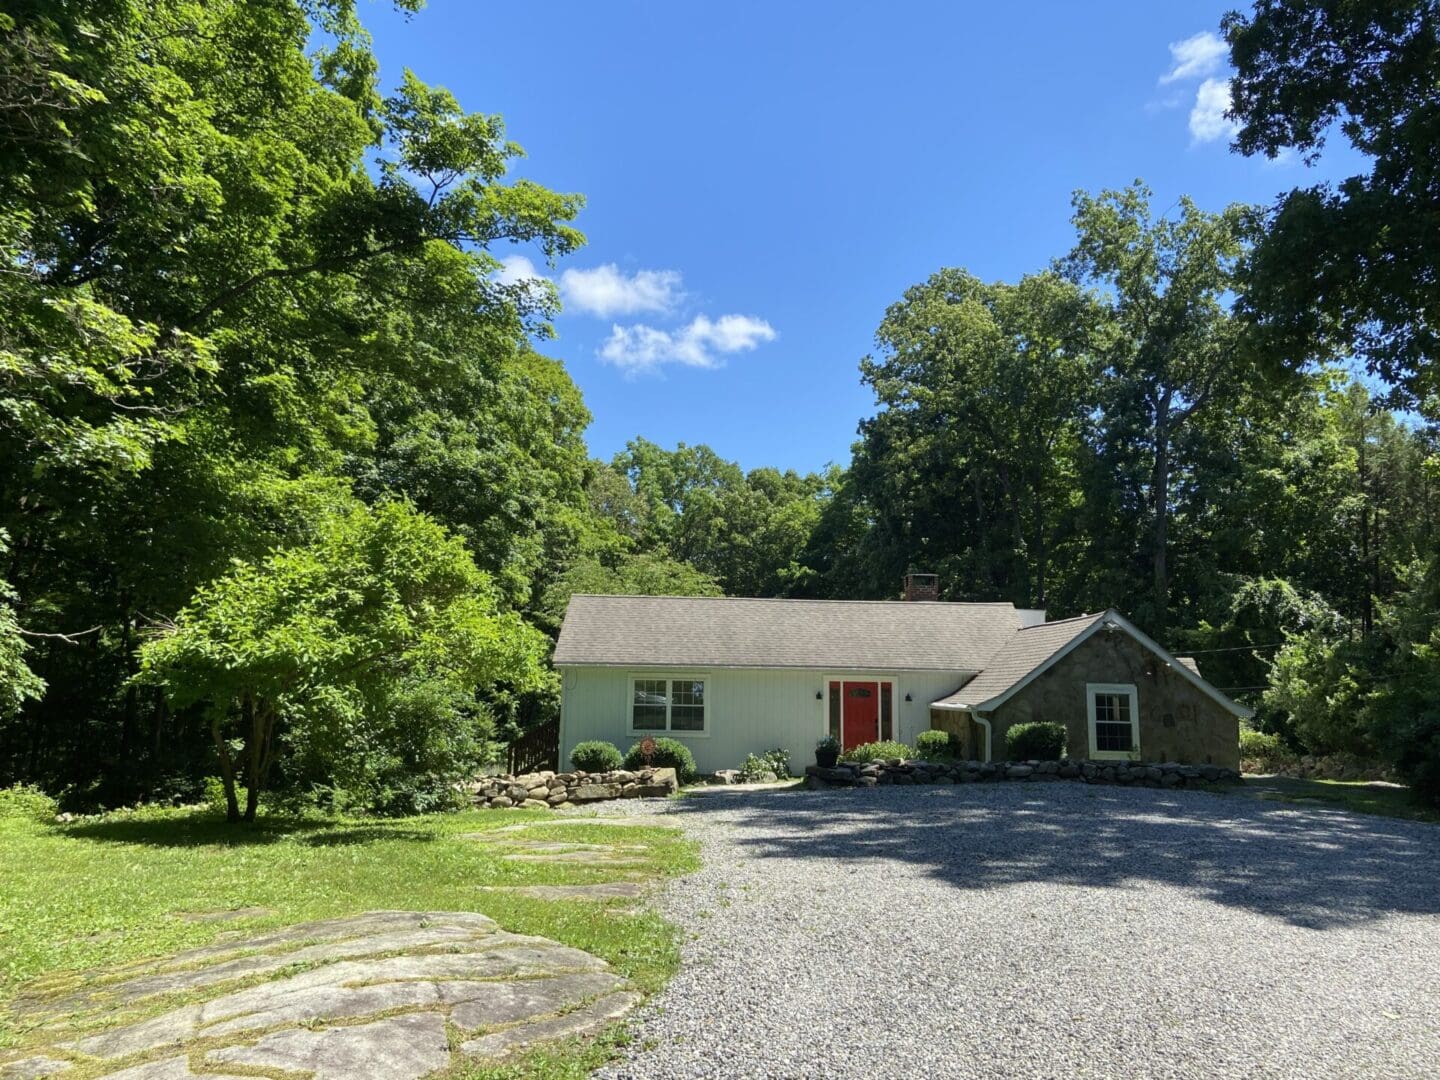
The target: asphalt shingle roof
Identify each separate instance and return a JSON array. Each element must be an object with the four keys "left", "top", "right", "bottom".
[
  {"left": 553, "top": 594, "right": 1027, "bottom": 672},
  {"left": 931, "top": 612, "right": 1106, "bottom": 708}
]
